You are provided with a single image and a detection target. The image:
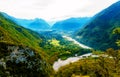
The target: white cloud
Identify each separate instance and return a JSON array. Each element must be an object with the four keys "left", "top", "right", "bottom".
[{"left": 0, "top": 0, "right": 118, "bottom": 21}]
